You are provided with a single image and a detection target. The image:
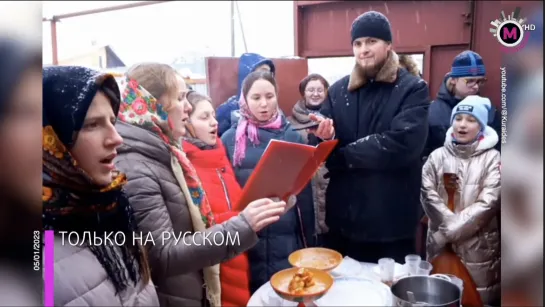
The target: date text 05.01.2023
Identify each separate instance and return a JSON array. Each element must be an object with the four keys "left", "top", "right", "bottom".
[{"left": 33, "top": 231, "right": 41, "bottom": 271}]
